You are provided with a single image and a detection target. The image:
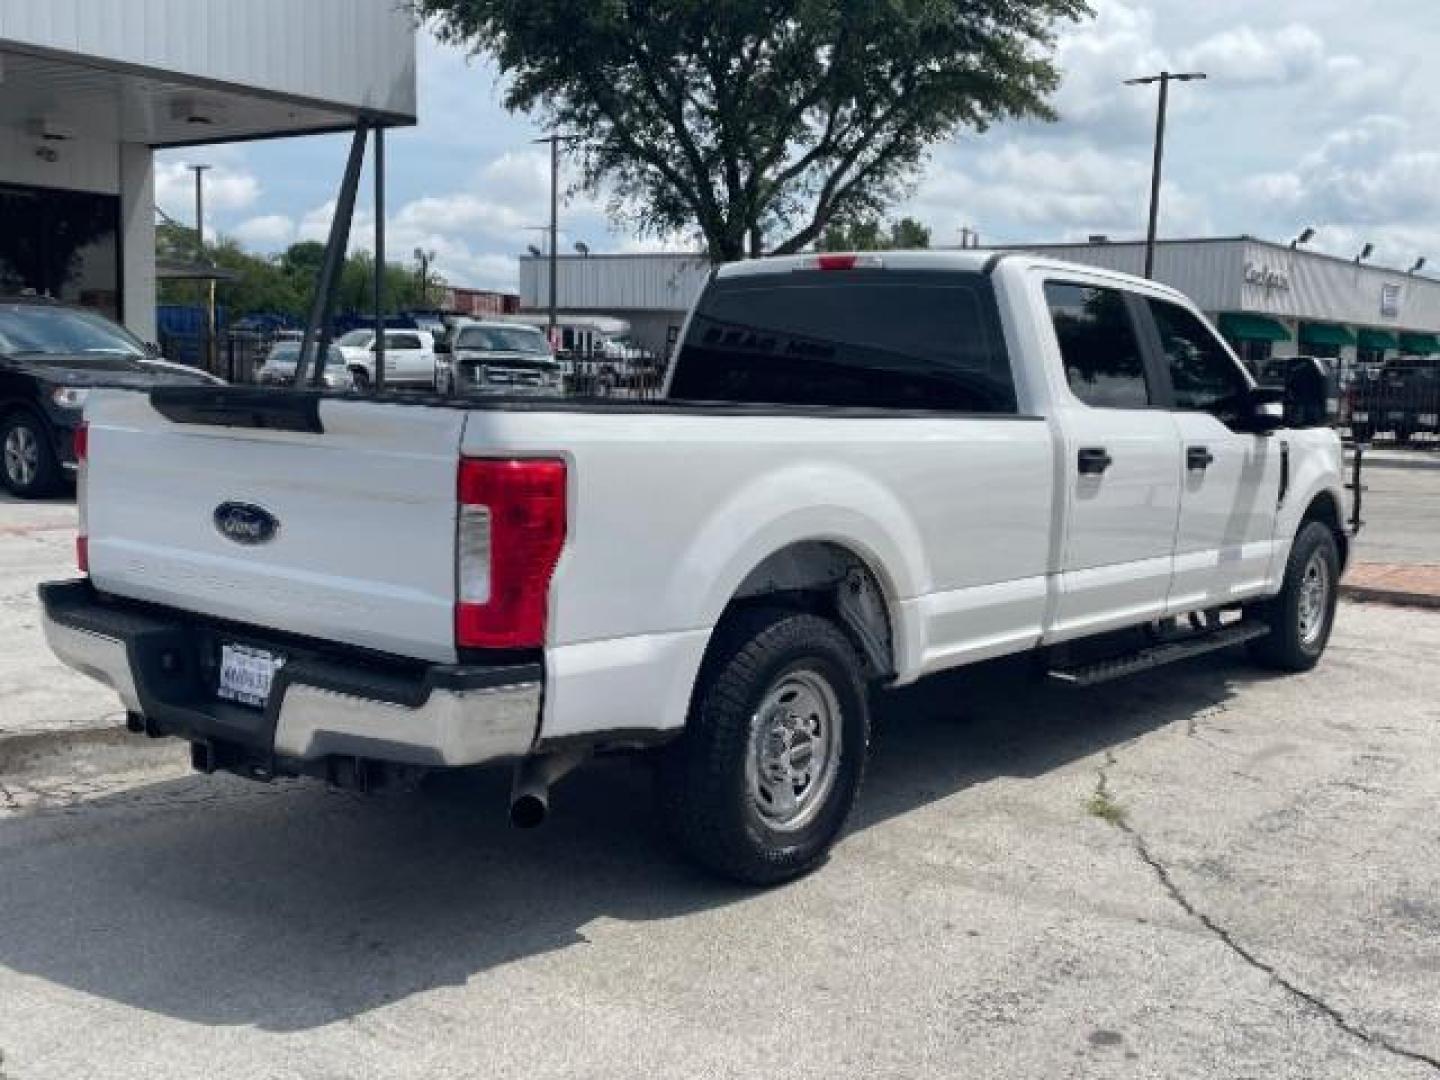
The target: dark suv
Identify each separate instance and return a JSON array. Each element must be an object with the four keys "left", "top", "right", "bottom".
[{"left": 0, "top": 298, "right": 221, "bottom": 498}]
